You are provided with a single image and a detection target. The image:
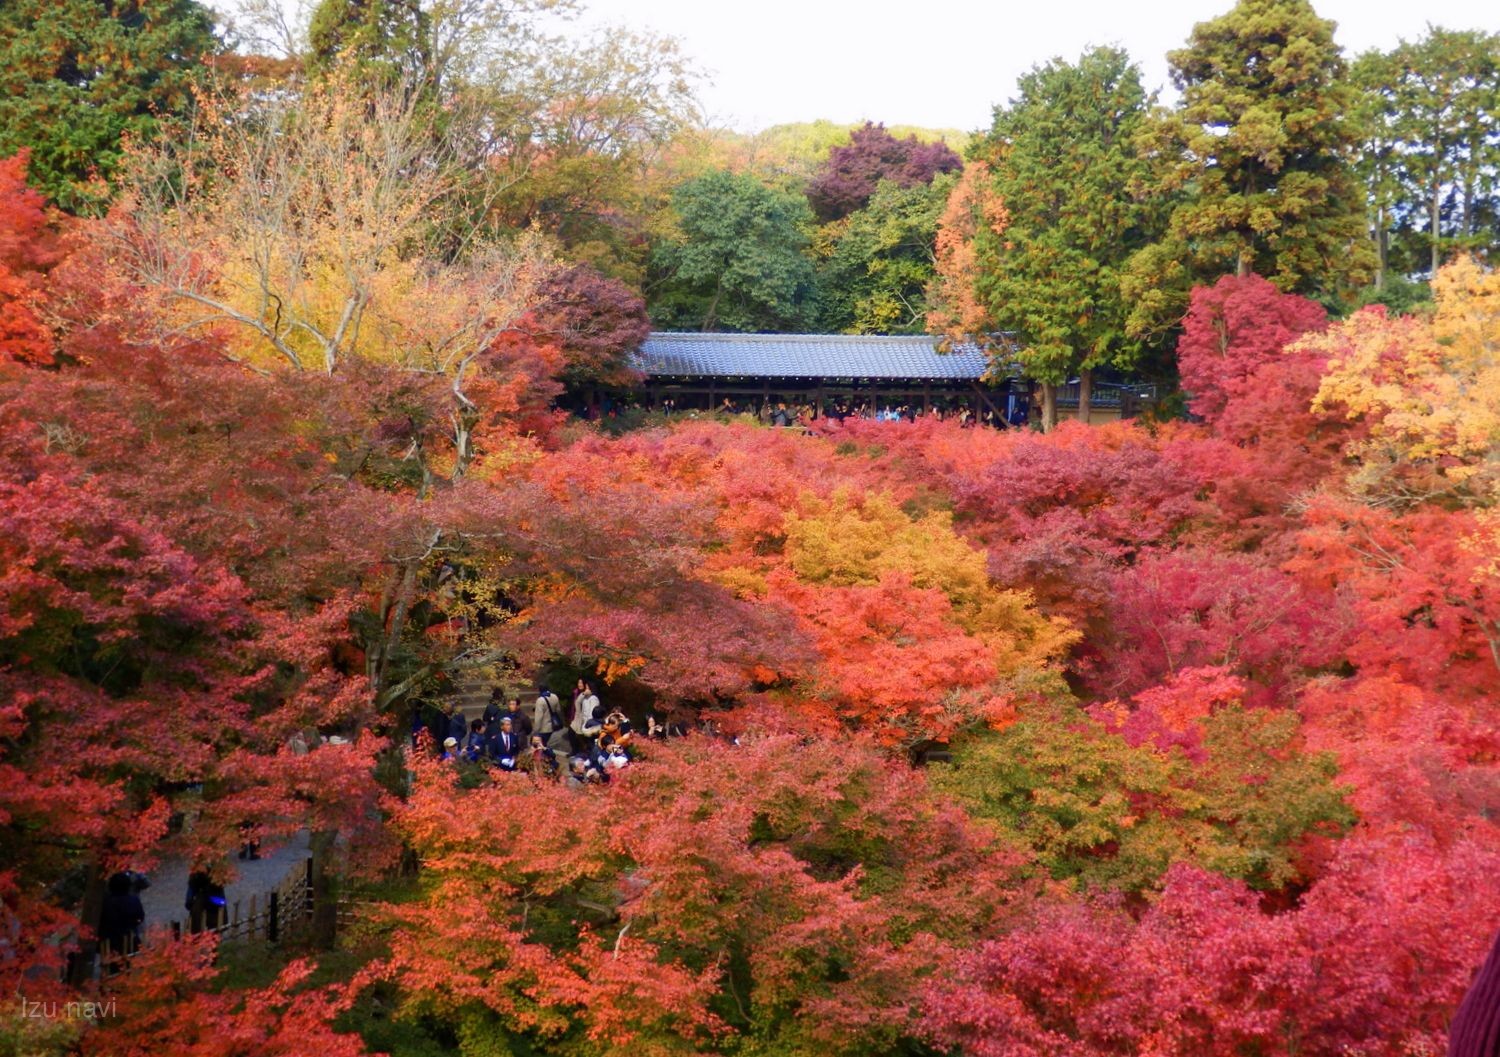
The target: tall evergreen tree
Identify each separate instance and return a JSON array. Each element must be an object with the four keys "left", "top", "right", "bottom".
[
  {"left": 964, "top": 47, "right": 1163, "bottom": 428},
  {"left": 1123, "top": 0, "right": 1373, "bottom": 339},
  {"left": 1351, "top": 48, "right": 1408, "bottom": 291},
  {"left": 1387, "top": 28, "right": 1500, "bottom": 275},
  {"left": 0, "top": 0, "right": 217, "bottom": 212},
  {"left": 306, "top": 0, "right": 432, "bottom": 89}
]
